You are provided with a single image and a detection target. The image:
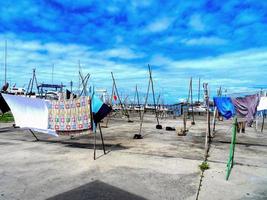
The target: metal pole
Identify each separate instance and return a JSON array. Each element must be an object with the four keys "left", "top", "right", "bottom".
[
  {"left": 4, "top": 40, "right": 7, "bottom": 84},
  {"left": 226, "top": 117, "right": 237, "bottom": 180}
]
